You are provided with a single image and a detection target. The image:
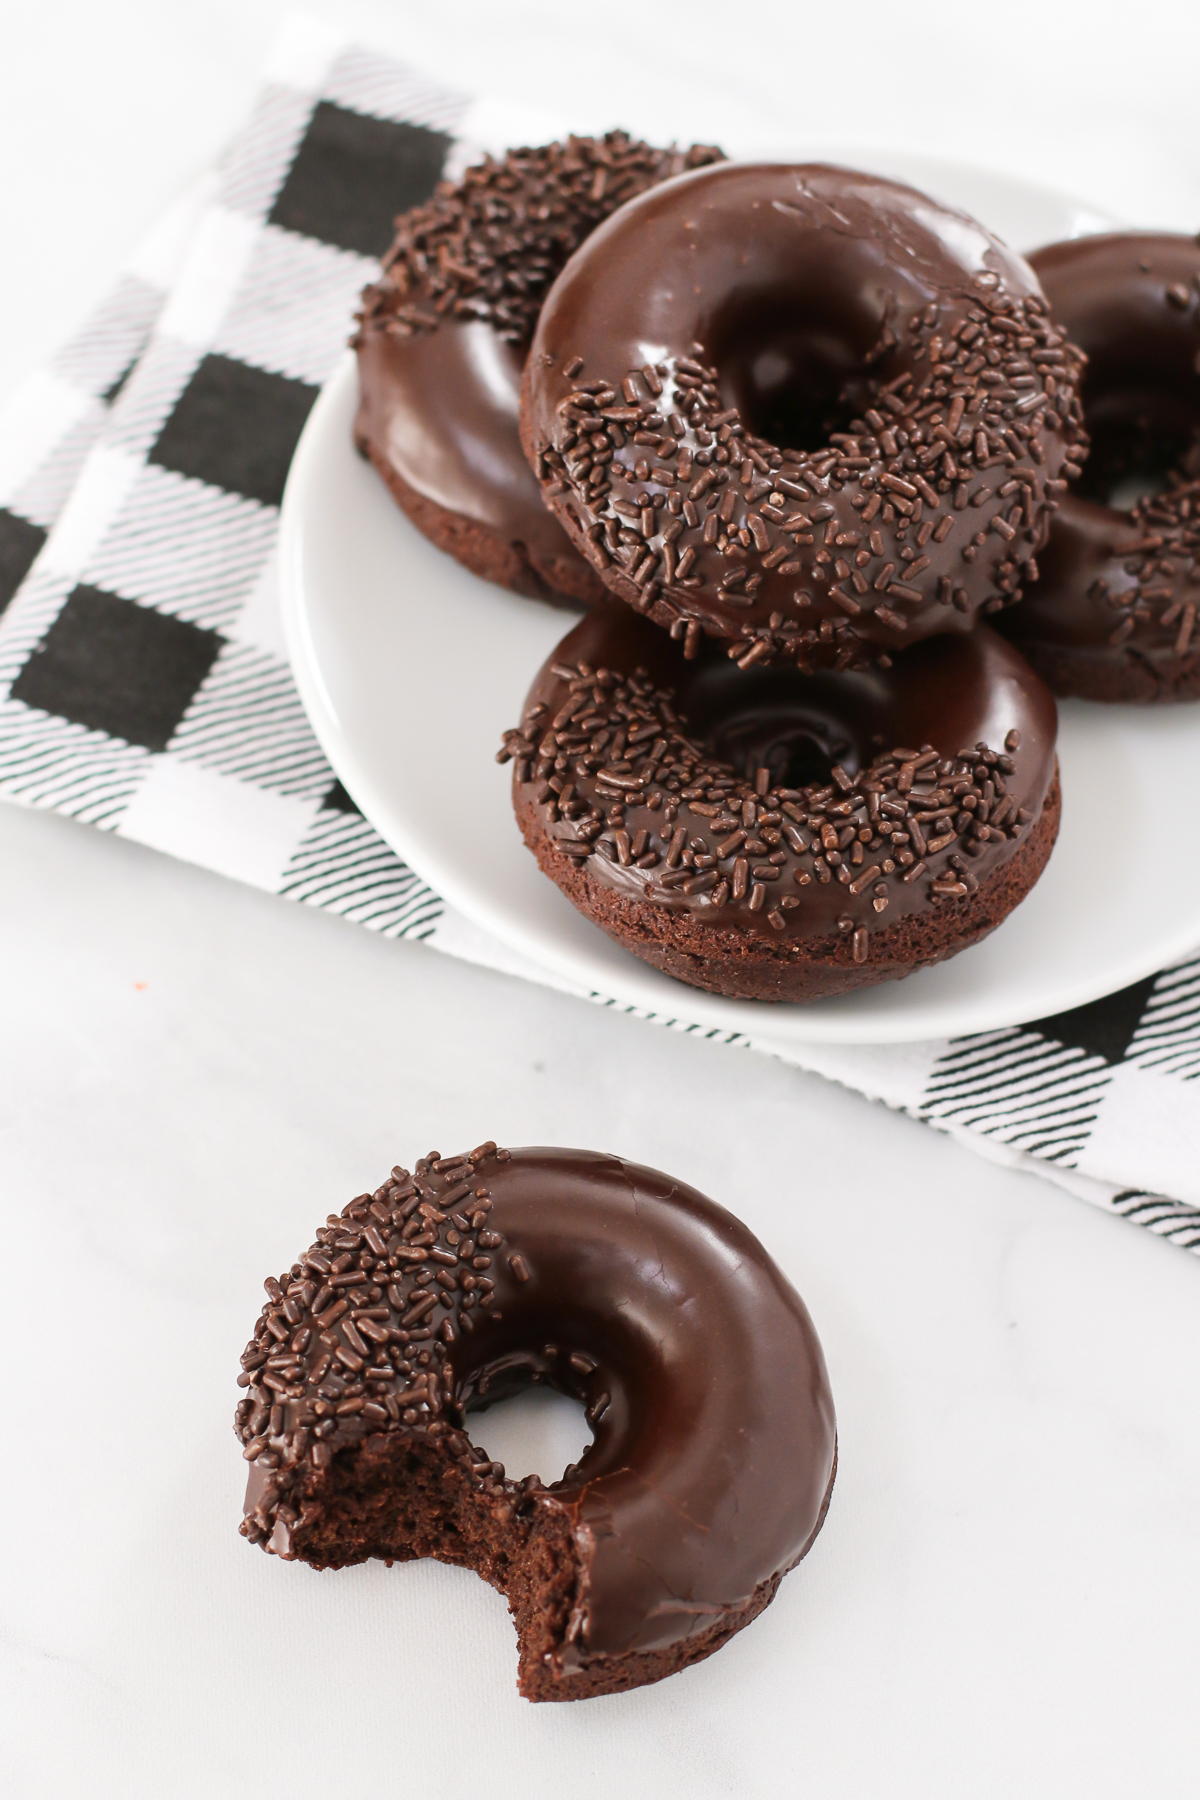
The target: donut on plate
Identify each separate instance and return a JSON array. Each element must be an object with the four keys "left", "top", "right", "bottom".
[
  {"left": 521, "top": 161, "right": 1086, "bottom": 668},
  {"left": 998, "top": 233, "right": 1200, "bottom": 701},
  {"left": 354, "top": 134, "right": 722, "bottom": 607},
  {"left": 237, "top": 1144, "right": 836, "bottom": 1701},
  {"left": 498, "top": 606, "right": 1060, "bottom": 1002}
]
